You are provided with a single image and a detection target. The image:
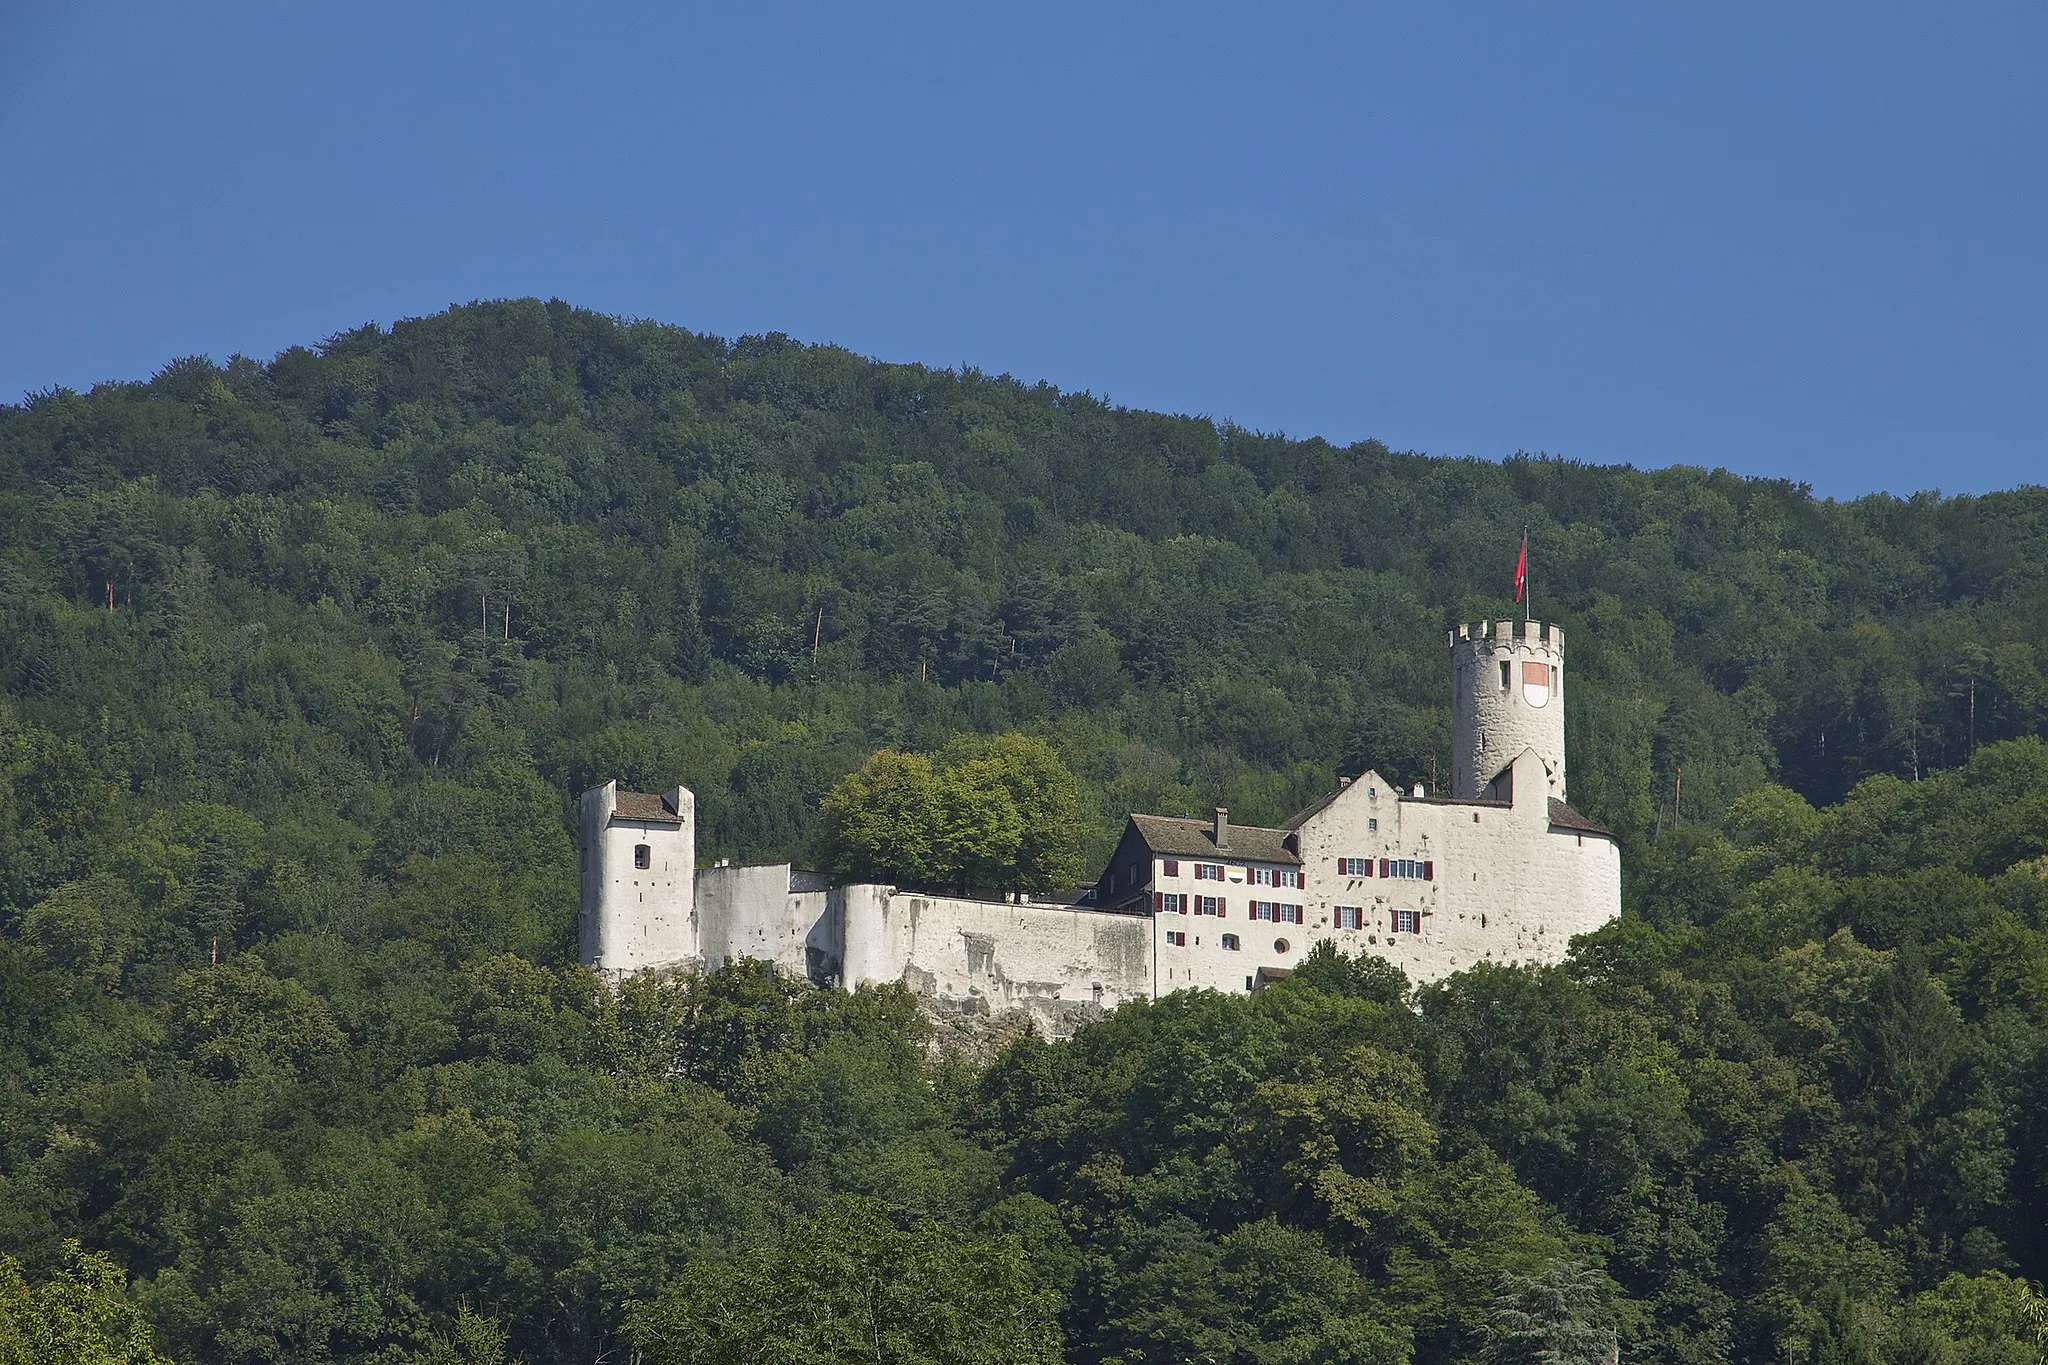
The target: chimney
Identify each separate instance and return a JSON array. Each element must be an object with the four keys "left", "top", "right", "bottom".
[{"left": 1213, "top": 807, "right": 1230, "bottom": 849}]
